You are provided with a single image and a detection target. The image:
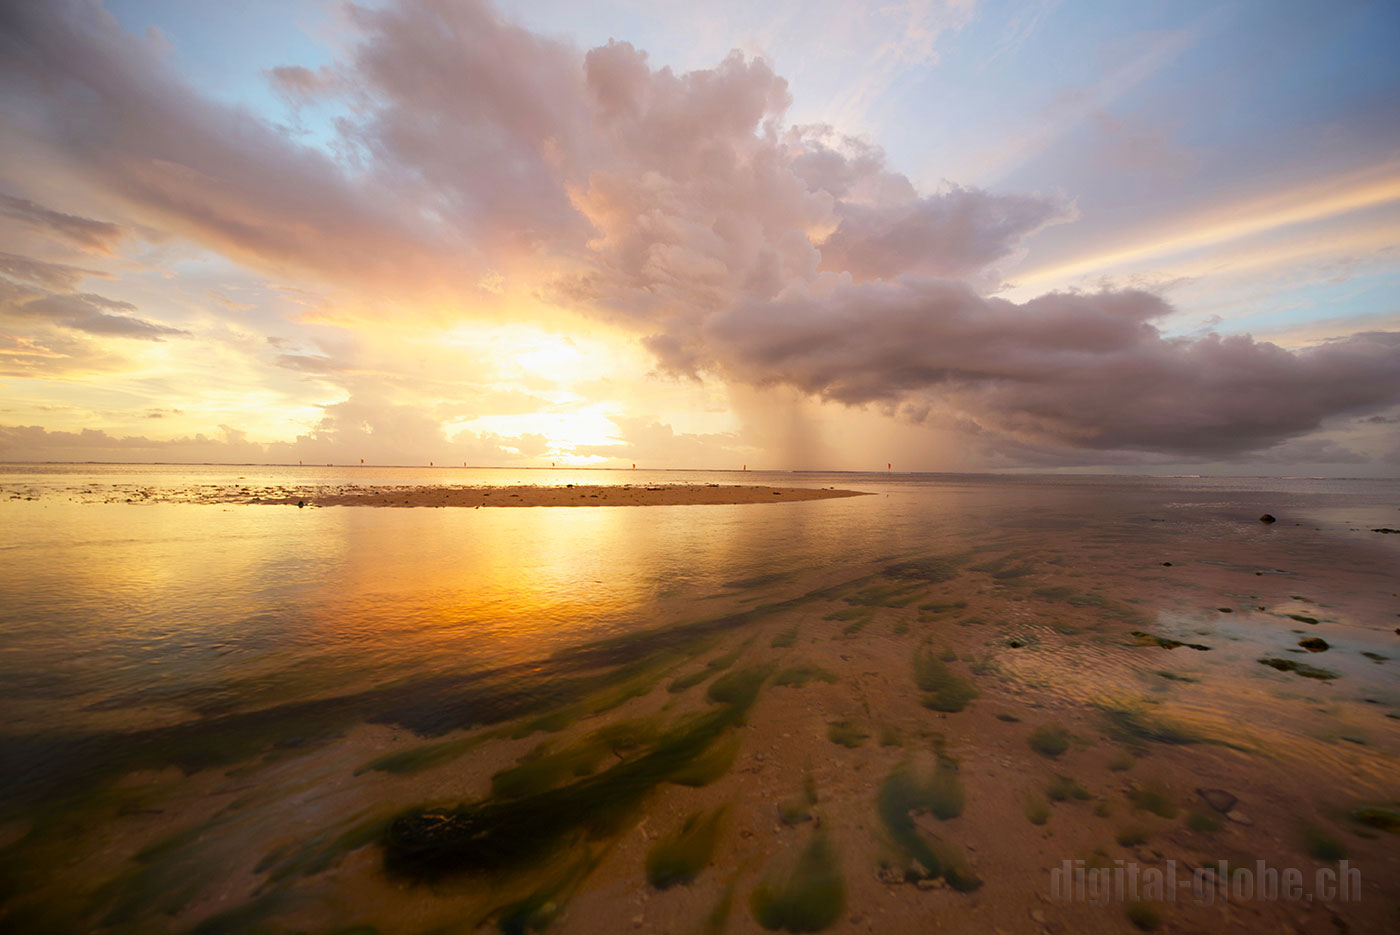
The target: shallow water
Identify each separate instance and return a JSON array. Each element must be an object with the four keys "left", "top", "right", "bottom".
[{"left": 1, "top": 465, "right": 1397, "bottom": 933}]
